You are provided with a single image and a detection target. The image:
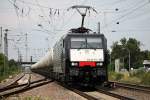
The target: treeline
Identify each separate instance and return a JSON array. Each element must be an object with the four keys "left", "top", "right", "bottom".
[
  {"left": 0, "top": 53, "right": 21, "bottom": 81},
  {"left": 109, "top": 37, "right": 150, "bottom": 70}
]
